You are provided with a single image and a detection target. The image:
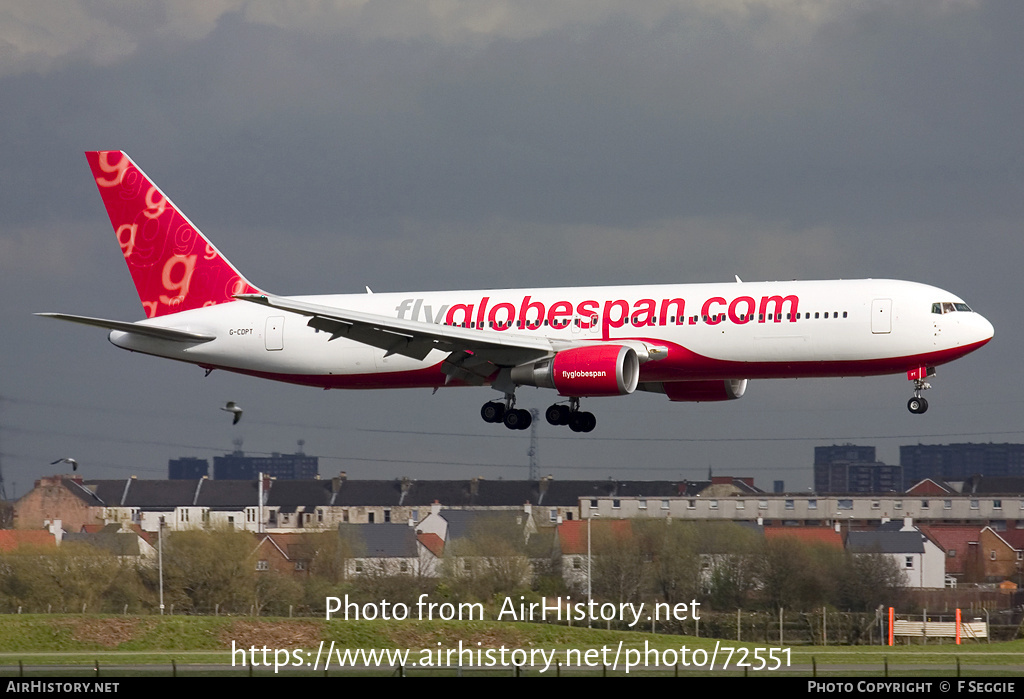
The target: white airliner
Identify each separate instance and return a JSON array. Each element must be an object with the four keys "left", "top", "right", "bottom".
[{"left": 40, "top": 151, "right": 994, "bottom": 433}]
